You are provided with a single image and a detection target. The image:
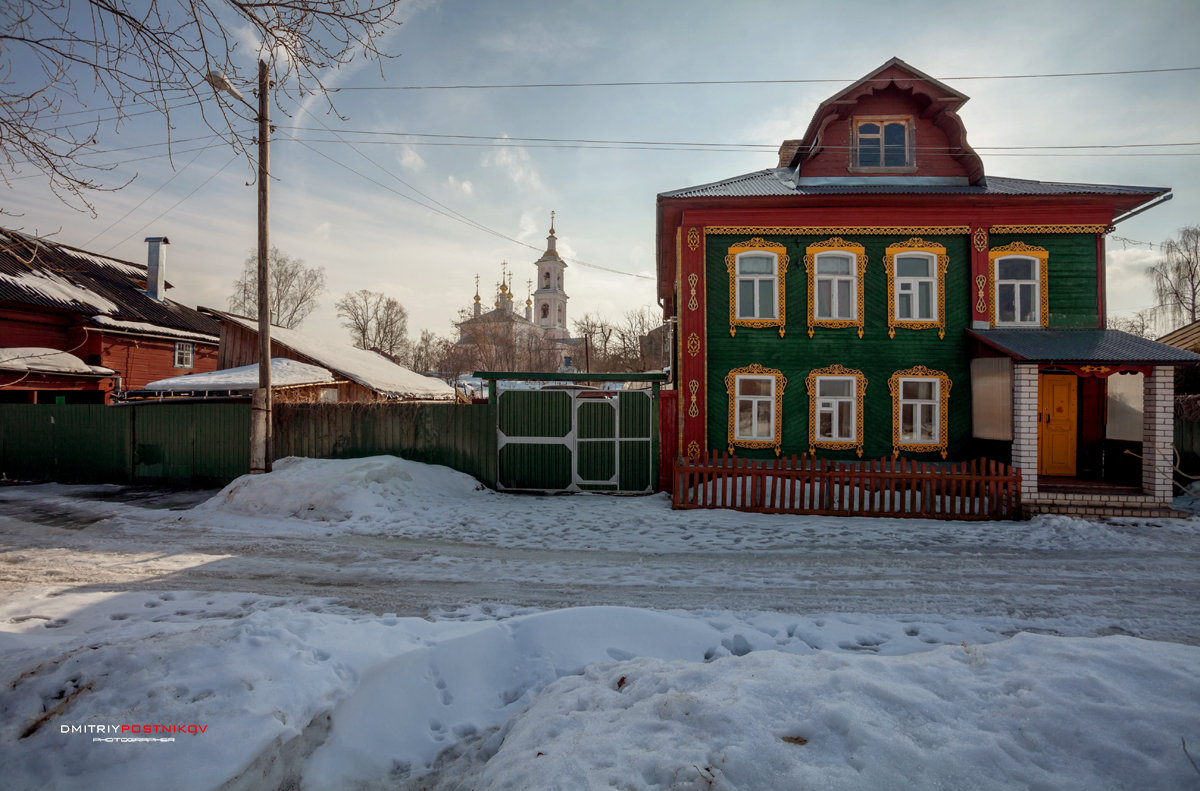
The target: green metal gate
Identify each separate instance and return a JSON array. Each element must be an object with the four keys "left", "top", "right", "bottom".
[{"left": 495, "top": 388, "right": 656, "bottom": 493}]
